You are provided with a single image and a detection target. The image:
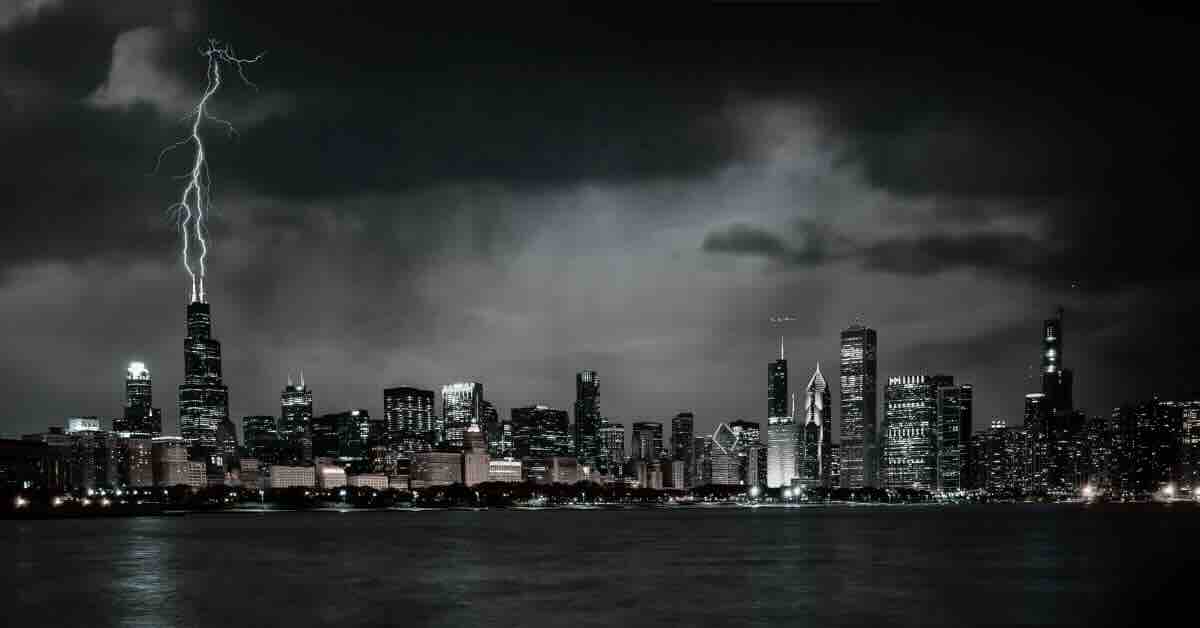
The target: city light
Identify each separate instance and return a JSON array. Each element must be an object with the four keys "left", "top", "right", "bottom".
[
  {"left": 14, "top": 496, "right": 27, "bottom": 508},
  {"left": 1082, "top": 484, "right": 1095, "bottom": 499}
]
